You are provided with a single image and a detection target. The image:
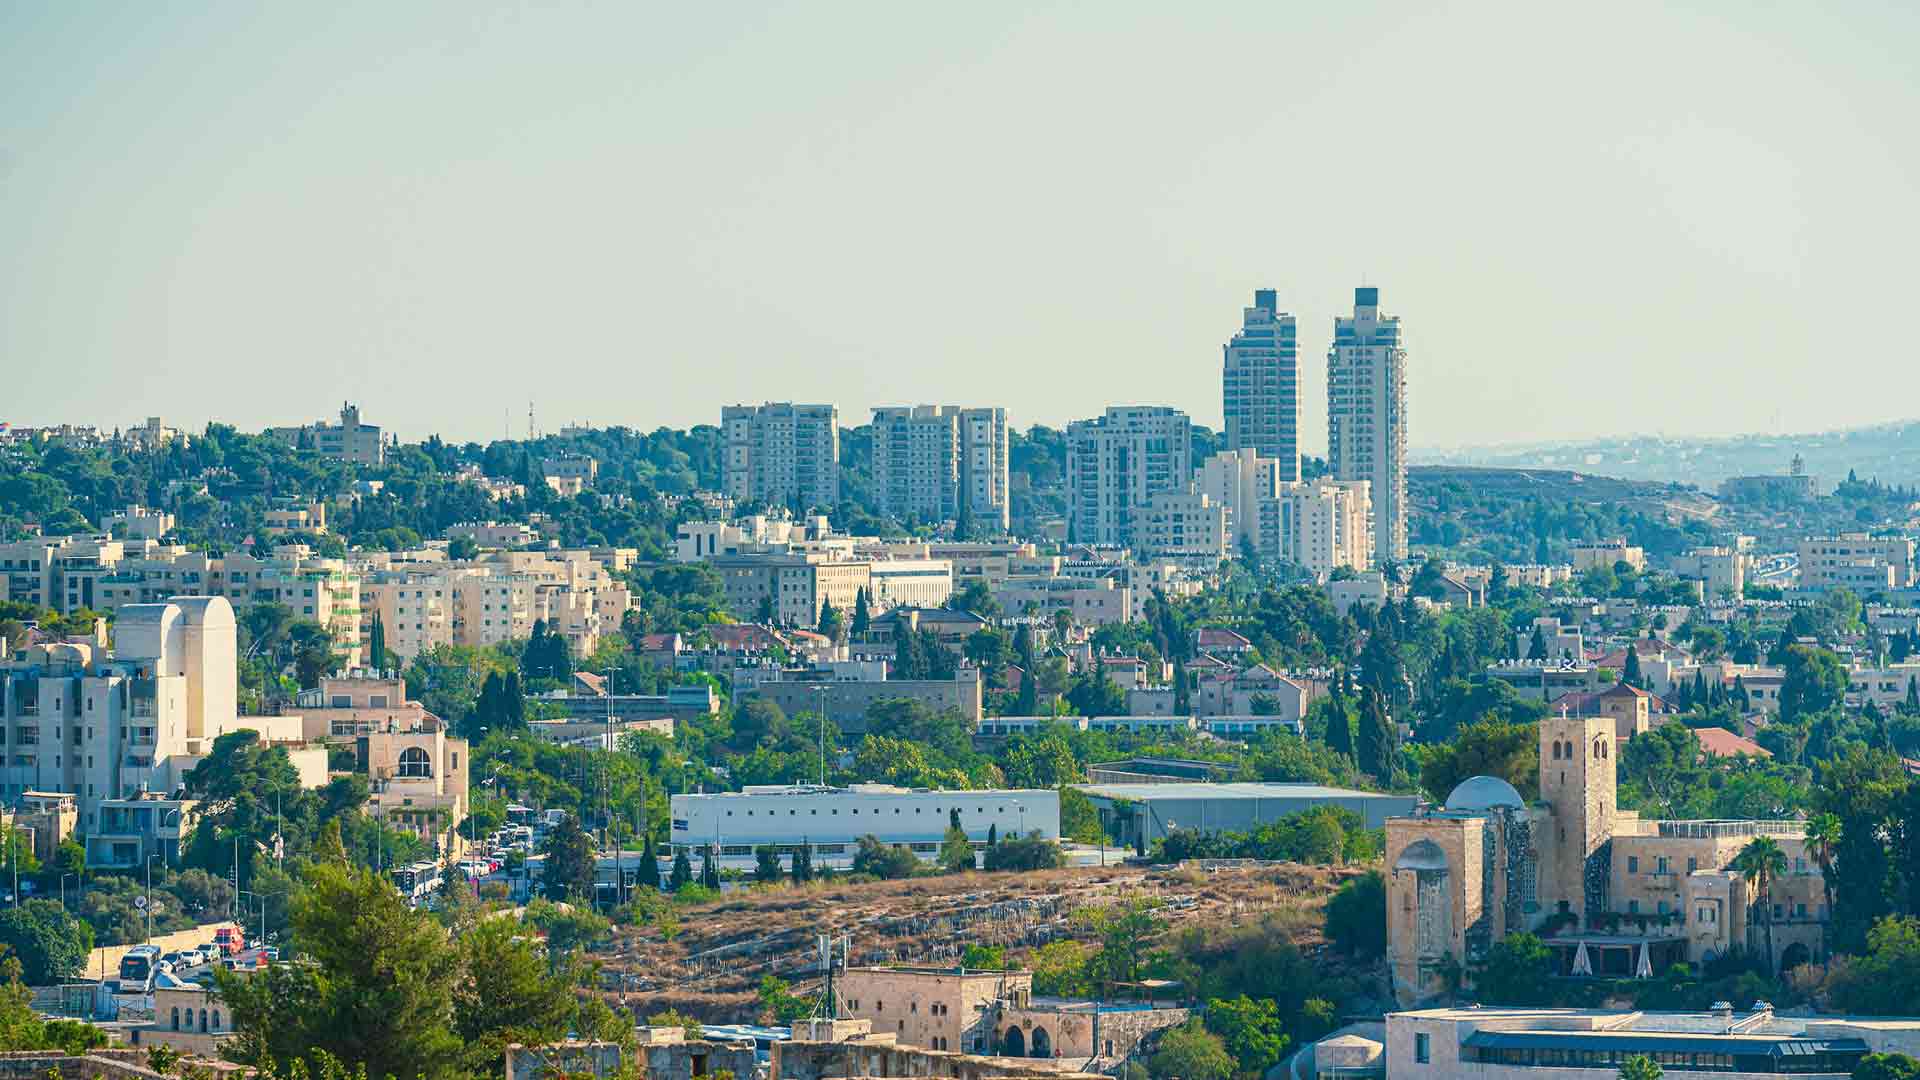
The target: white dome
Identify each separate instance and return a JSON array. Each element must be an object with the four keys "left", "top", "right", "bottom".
[{"left": 1444, "top": 775, "right": 1525, "bottom": 813}]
